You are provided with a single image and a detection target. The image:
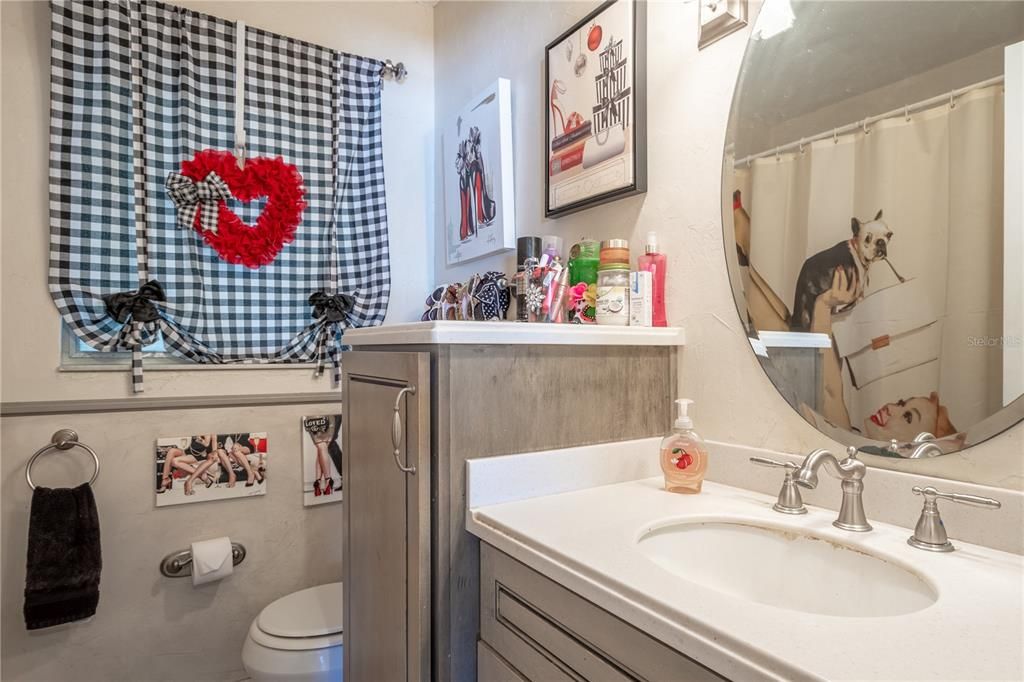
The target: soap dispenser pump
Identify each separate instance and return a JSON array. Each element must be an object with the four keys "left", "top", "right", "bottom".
[{"left": 659, "top": 399, "right": 709, "bottom": 494}]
